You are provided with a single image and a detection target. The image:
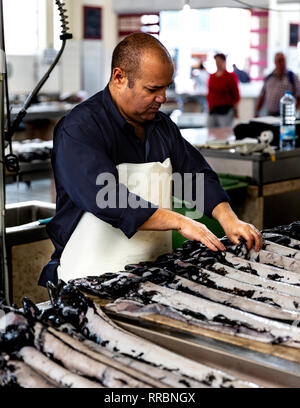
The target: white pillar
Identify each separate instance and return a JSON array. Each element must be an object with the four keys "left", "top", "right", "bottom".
[
  {"left": 175, "top": 5, "right": 195, "bottom": 94},
  {"left": 46, "top": 0, "right": 54, "bottom": 48},
  {"left": 267, "top": 0, "right": 279, "bottom": 72},
  {"left": 103, "top": 0, "right": 117, "bottom": 84}
]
